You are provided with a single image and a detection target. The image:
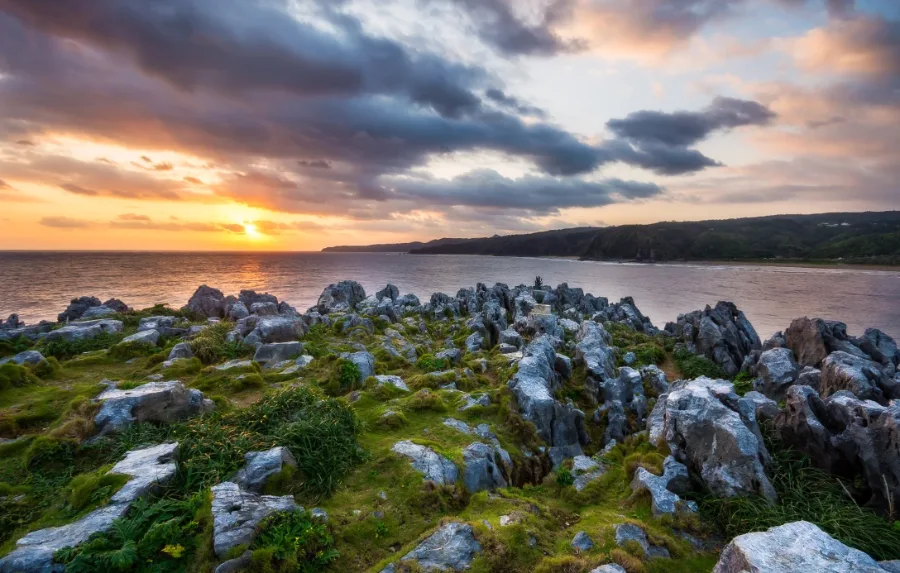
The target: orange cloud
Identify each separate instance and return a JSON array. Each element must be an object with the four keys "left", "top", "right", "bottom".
[{"left": 792, "top": 16, "right": 900, "bottom": 76}]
